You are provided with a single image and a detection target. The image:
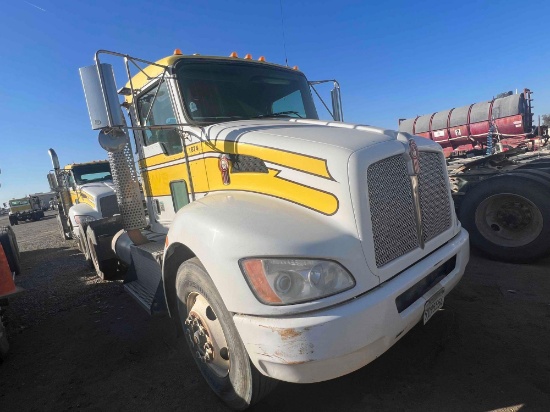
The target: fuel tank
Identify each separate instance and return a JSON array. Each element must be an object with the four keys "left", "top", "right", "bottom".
[{"left": 399, "top": 90, "right": 533, "bottom": 157}]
